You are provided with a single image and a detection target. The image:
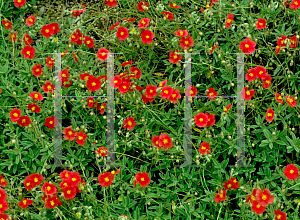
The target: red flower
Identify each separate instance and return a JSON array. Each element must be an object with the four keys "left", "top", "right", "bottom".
[
  {"left": 179, "top": 36, "right": 194, "bottom": 50},
  {"left": 96, "top": 102, "right": 106, "bottom": 114},
  {"left": 286, "top": 95, "right": 297, "bottom": 107},
  {"left": 137, "top": 1, "right": 149, "bottom": 12},
  {"left": 76, "top": 131, "right": 87, "bottom": 146},
  {"left": 239, "top": 37, "right": 256, "bottom": 54},
  {"left": 145, "top": 85, "right": 158, "bottom": 98},
  {"left": 96, "top": 146, "right": 108, "bottom": 157},
  {"left": 199, "top": 142, "right": 210, "bottom": 155},
  {"left": 240, "top": 87, "right": 255, "bottom": 101},
  {"left": 63, "top": 126, "right": 78, "bottom": 141},
  {"left": 123, "top": 117, "right": 137, "bottom": 130},
  {"left": 50, "top": 23, "right": 60, "bottom": 35},
  {"left": 0, "top": 200, "right": 8, "bottom": 214},
  {"left": 28, "top": 103, "right": 40, "bottom": 113},
  {"left": 141, "top": 29, "right": 155, "bottom": 44},
  {"left": 70, "top": 31, "right": 79, "bottom": 43},
  {"left": 194, "top": 113, "right": 208, "bottom": 127},
  {"left": 251, "top": 200, "right": 266, "bottom": 214},
  {"left": 169, "top": 50, "right": 182, "bottom": 64},
  {"left": 98, "top": 172, "right": 114, "bottom": 187},
  {"left": 290, "top": 0, "right": 300, "bottom": 10},
  {"left": 265, "top": 108, "right": 274, "bottom": 122},
  {"left": 129, "top": 67, "right": 142, "bottom": 79},
  {"left": 87, "top": 97, "right": 94, "bottom": 108},
  {"left": 274, "top": 209, "right": 287, "bottom": 220},
  {"left": 169, "top": 89, "right": 181, "bottom": 103},
  {"left": 135, "top": 172, "right": 150, "bottom": 187},
  {"left": 42, "top": 182, "right": 57, "bottom": 196},
  {"left": 284, "top": 164, "right": 299, "bottom": 180},
  {"left": 275, "top": 92, "right": 284, "bottom": 104},
  {"left": 2, "top": 19, "right": 12, "bottom": 30},
  {"left": 30, "top": 173, "right": 44, "bottom": 186},
  {"left": 8, "top": 31, "right": 17, "bottom": 43},
  {"left": 73, "top": 51, "right": 79, "bottom": 63},
  {"left": 246, "top": 189, "right": 257, "bottom": 204},
  {"left": 0, "top": 214, "right": 8, "bottom": 220},
  {"left": 31, "top": 64, "right": 43, "bottom": 77},
  {"left": 256, "top": 18, "right": 266, "bottom": 29},
  {"left": 26, "top": 15, "right": 36, "bottom": 26},
  {"left": 86, "top": 76, "right": 101, "bottom": 92},
  {"left": 109, "top": 21, "right": 120, "bottom": 31},
  {"left": 223, "top": 104, "right": 232, "bottom": 113},
  {"left": 97, "top": 48, "right": 110, "bottom": 61},
  {"left": 46, "top": 57, "right": 55, "bottom": 69},
  {"left": 0, "top": 188, "right": 7, "bottom": 200},
  {"left": 205, "top": 113, "right": 215, "bottom": 127},
  {"left": 225, "top": 13, "right": 234, "bottom": 28},
  {"left": 109, "top": 75, "right": 122, "bottom": 87},
  {"left": 158, "top": 80, "right": 167, "bottom": 88},
  {"left": 79, "top": 73, "right": 91, "bottom": 81},
  {"left": 0, "top": 175, "right": 8, "bottom": 187},
  {"left": 214, "top": 189, "right": 226, "bottom": 203},
  {"left": 21, "top": 46, "right": 36, "bottom": 59},
  {"left": 10, "top": 108, "right": 21, "bottom": 122},
  {"left": 255, "top": 66, "right": 267, "bottom": 79},
  {"left": 60, "top": 170, "right": 71, "bottom": 180},
  {"left": 41, "top": 24, "right": 54, "bottom": 38},
  {"left": 289, "top": 35, "right": 297, "bottom": 48},
  {"left": 245, "top": 68, "right": 257, "bottom": 82},
  {"left": 116, "top": 26, "right": 129, "bottom": 40},
  {"left": 277, "top": 35, "right": 288, "bottom": 48},
  {"left": 72, "top": 9, "right": 86, "bottom": 16},
  {"left": 209, "top": 43, "right": 219, "bottom": 55},
  {"left": 17, "top": 116, "right": 31, "bottom": 127},
  {"left": 152, "top": 136, "right": 160, "bottom": 147},
  {"left": 207, "top": 87, "right": 218, "bottom": 100},
  {"left": 18, "top": 198, "right": 32, "bottom": 209},
  {"left": 119, "top": 82, "right": 130, "bottom": 94},
  {"left": 123, "top": 18, "right": 136, "bottom": 22},
  {"left": 223, "top": 180, "right": 234, "bottom": 190},
  {"left": 44, "top": 116, "right": 58, "bottom": 129},
  {"left": 14, "top": 0, "right": 26, "bottom": 7},
  {"left": 186, "top": 85, "right": 197, "bottom": 97},
  {"left": 84, "top": 35, "right": 94, "bottom": 48},
  {"left": 105, "top": 0, "right": 118, "bottom": 7},
  {"left": 42, "top": 81, "right": 55, "bottom": 93},
  {"left": 121, "top": 60, "right": 133, "bottom": 66},
  {"left": 45, "top": 195, "right": 62, "bottom": 209},
  {"left": 24, "top": 176, "right": 35, "bottom": 191},
  {"left": 161, "top": 86, "right": 173, "bottom": 99},
  {"left": 255, "top": 188, "right": 274, "bottom": 206},
  {"left": 63, "top": 186, "right": 77, "bottom": 200},
  {"left": 138, "top": 18, "right": 150, "bottom": 28},
  {"left": 262, "top": 75, "right": 272, "bottom": 88},
  {"left": 29, "top": 92, "right": 43, "bottom": 101},
  {"left": 158, "top": 133, "right": 173, "bottom": 150},
  {"left": 162, "top": 11, "right": 174, "bottom": 21},
  {"left": 174, "top": 29, "right": 188, "bottom": 37},
  {"left": 23, "top": 33, "right": 33, "bottom": 45},
  {"left": 228, "top": 177, "right": 239, "bottom": 189},
  {"left": 169, "top": 3, "right": 180, "bottom": 8}
]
